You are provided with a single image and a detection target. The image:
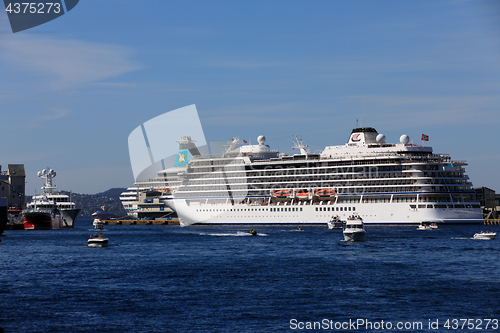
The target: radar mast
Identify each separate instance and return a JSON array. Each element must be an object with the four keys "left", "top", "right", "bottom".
[
  {"left": 37, "top": 168, "right": 57, "bottom": 194},
  {"left": 292, "top": 134, "right": 309, "bottom": 155}
]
